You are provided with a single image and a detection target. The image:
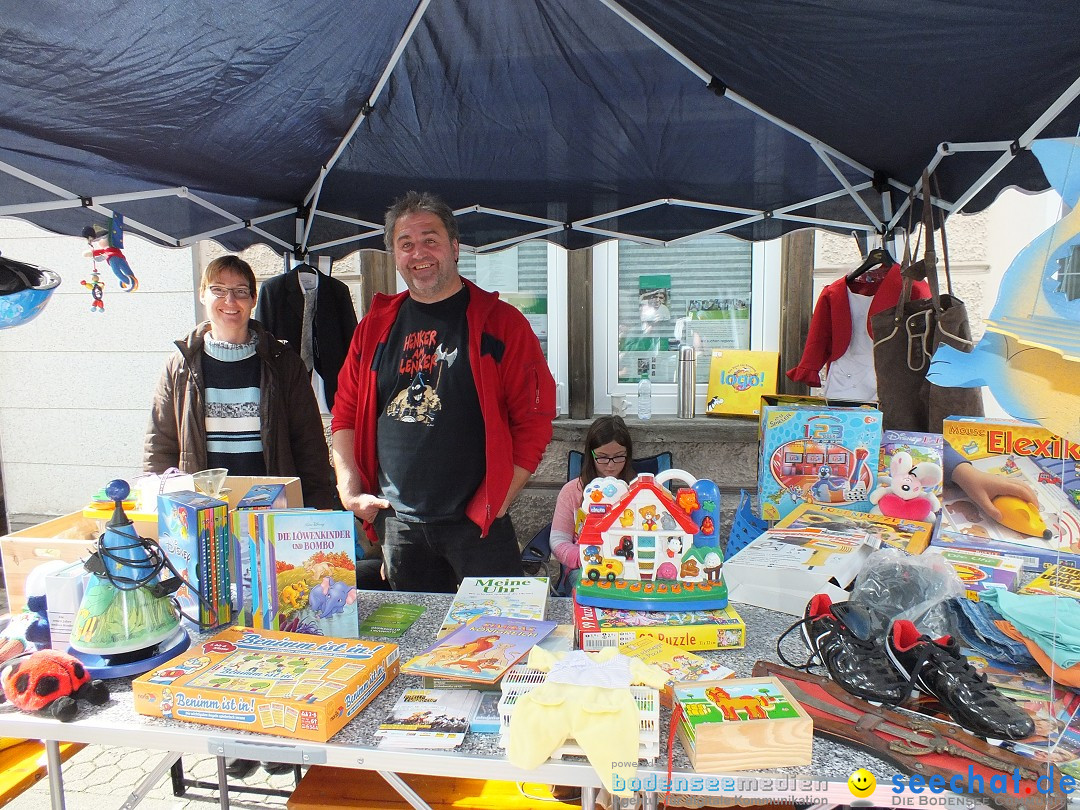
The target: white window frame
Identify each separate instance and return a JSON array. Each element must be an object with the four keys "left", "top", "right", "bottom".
[{"left": 591, "top": 238, "right": 781, "bottom": 416}]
